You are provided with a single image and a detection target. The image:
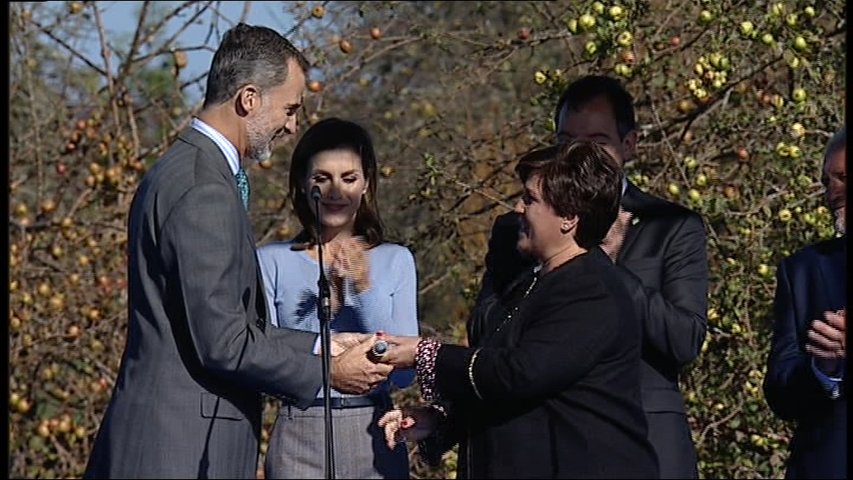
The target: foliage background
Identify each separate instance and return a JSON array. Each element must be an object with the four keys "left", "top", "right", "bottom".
[{"left": 7, "top": 1, "right": 846, "bottom": 478}]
